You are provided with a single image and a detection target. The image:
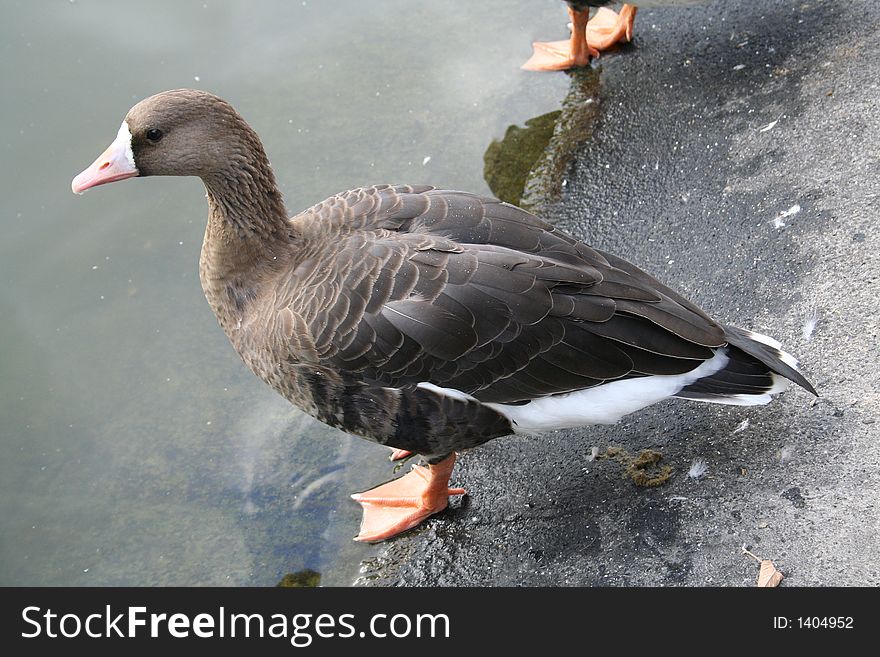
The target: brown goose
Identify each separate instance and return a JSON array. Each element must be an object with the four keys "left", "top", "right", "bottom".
[
  {"left": 523, "top": 1, "right": 700, "bottom": 71},
  {"left": 72, "top": 90, "right": 815, "bottom": 543}
]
